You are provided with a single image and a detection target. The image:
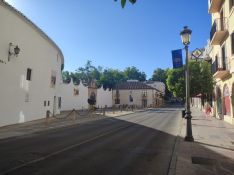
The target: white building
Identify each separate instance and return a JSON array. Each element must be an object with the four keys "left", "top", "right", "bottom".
[
  {"left": 60, "top": 80, "right": 89, "bottom": 111},
  {"left": 60, "top": 80, "right": 113, "bottom": 111},
  {"left": 0, "top": 1, "right": 64, "bottom": 126}
]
